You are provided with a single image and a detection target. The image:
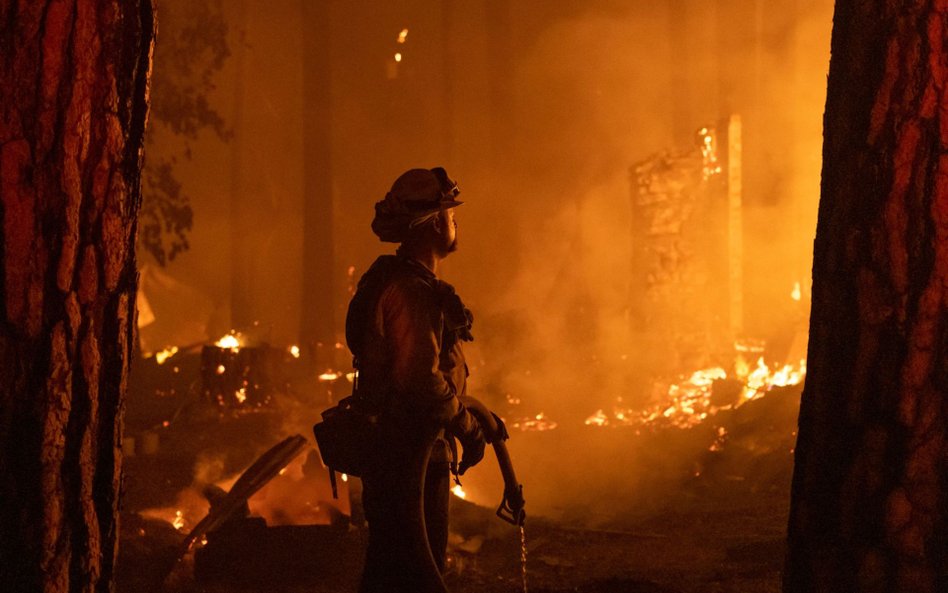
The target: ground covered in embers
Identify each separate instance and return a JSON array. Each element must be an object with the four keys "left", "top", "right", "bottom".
[{"left": 118, "top": 354, "right": 798, "bottom": 593}]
